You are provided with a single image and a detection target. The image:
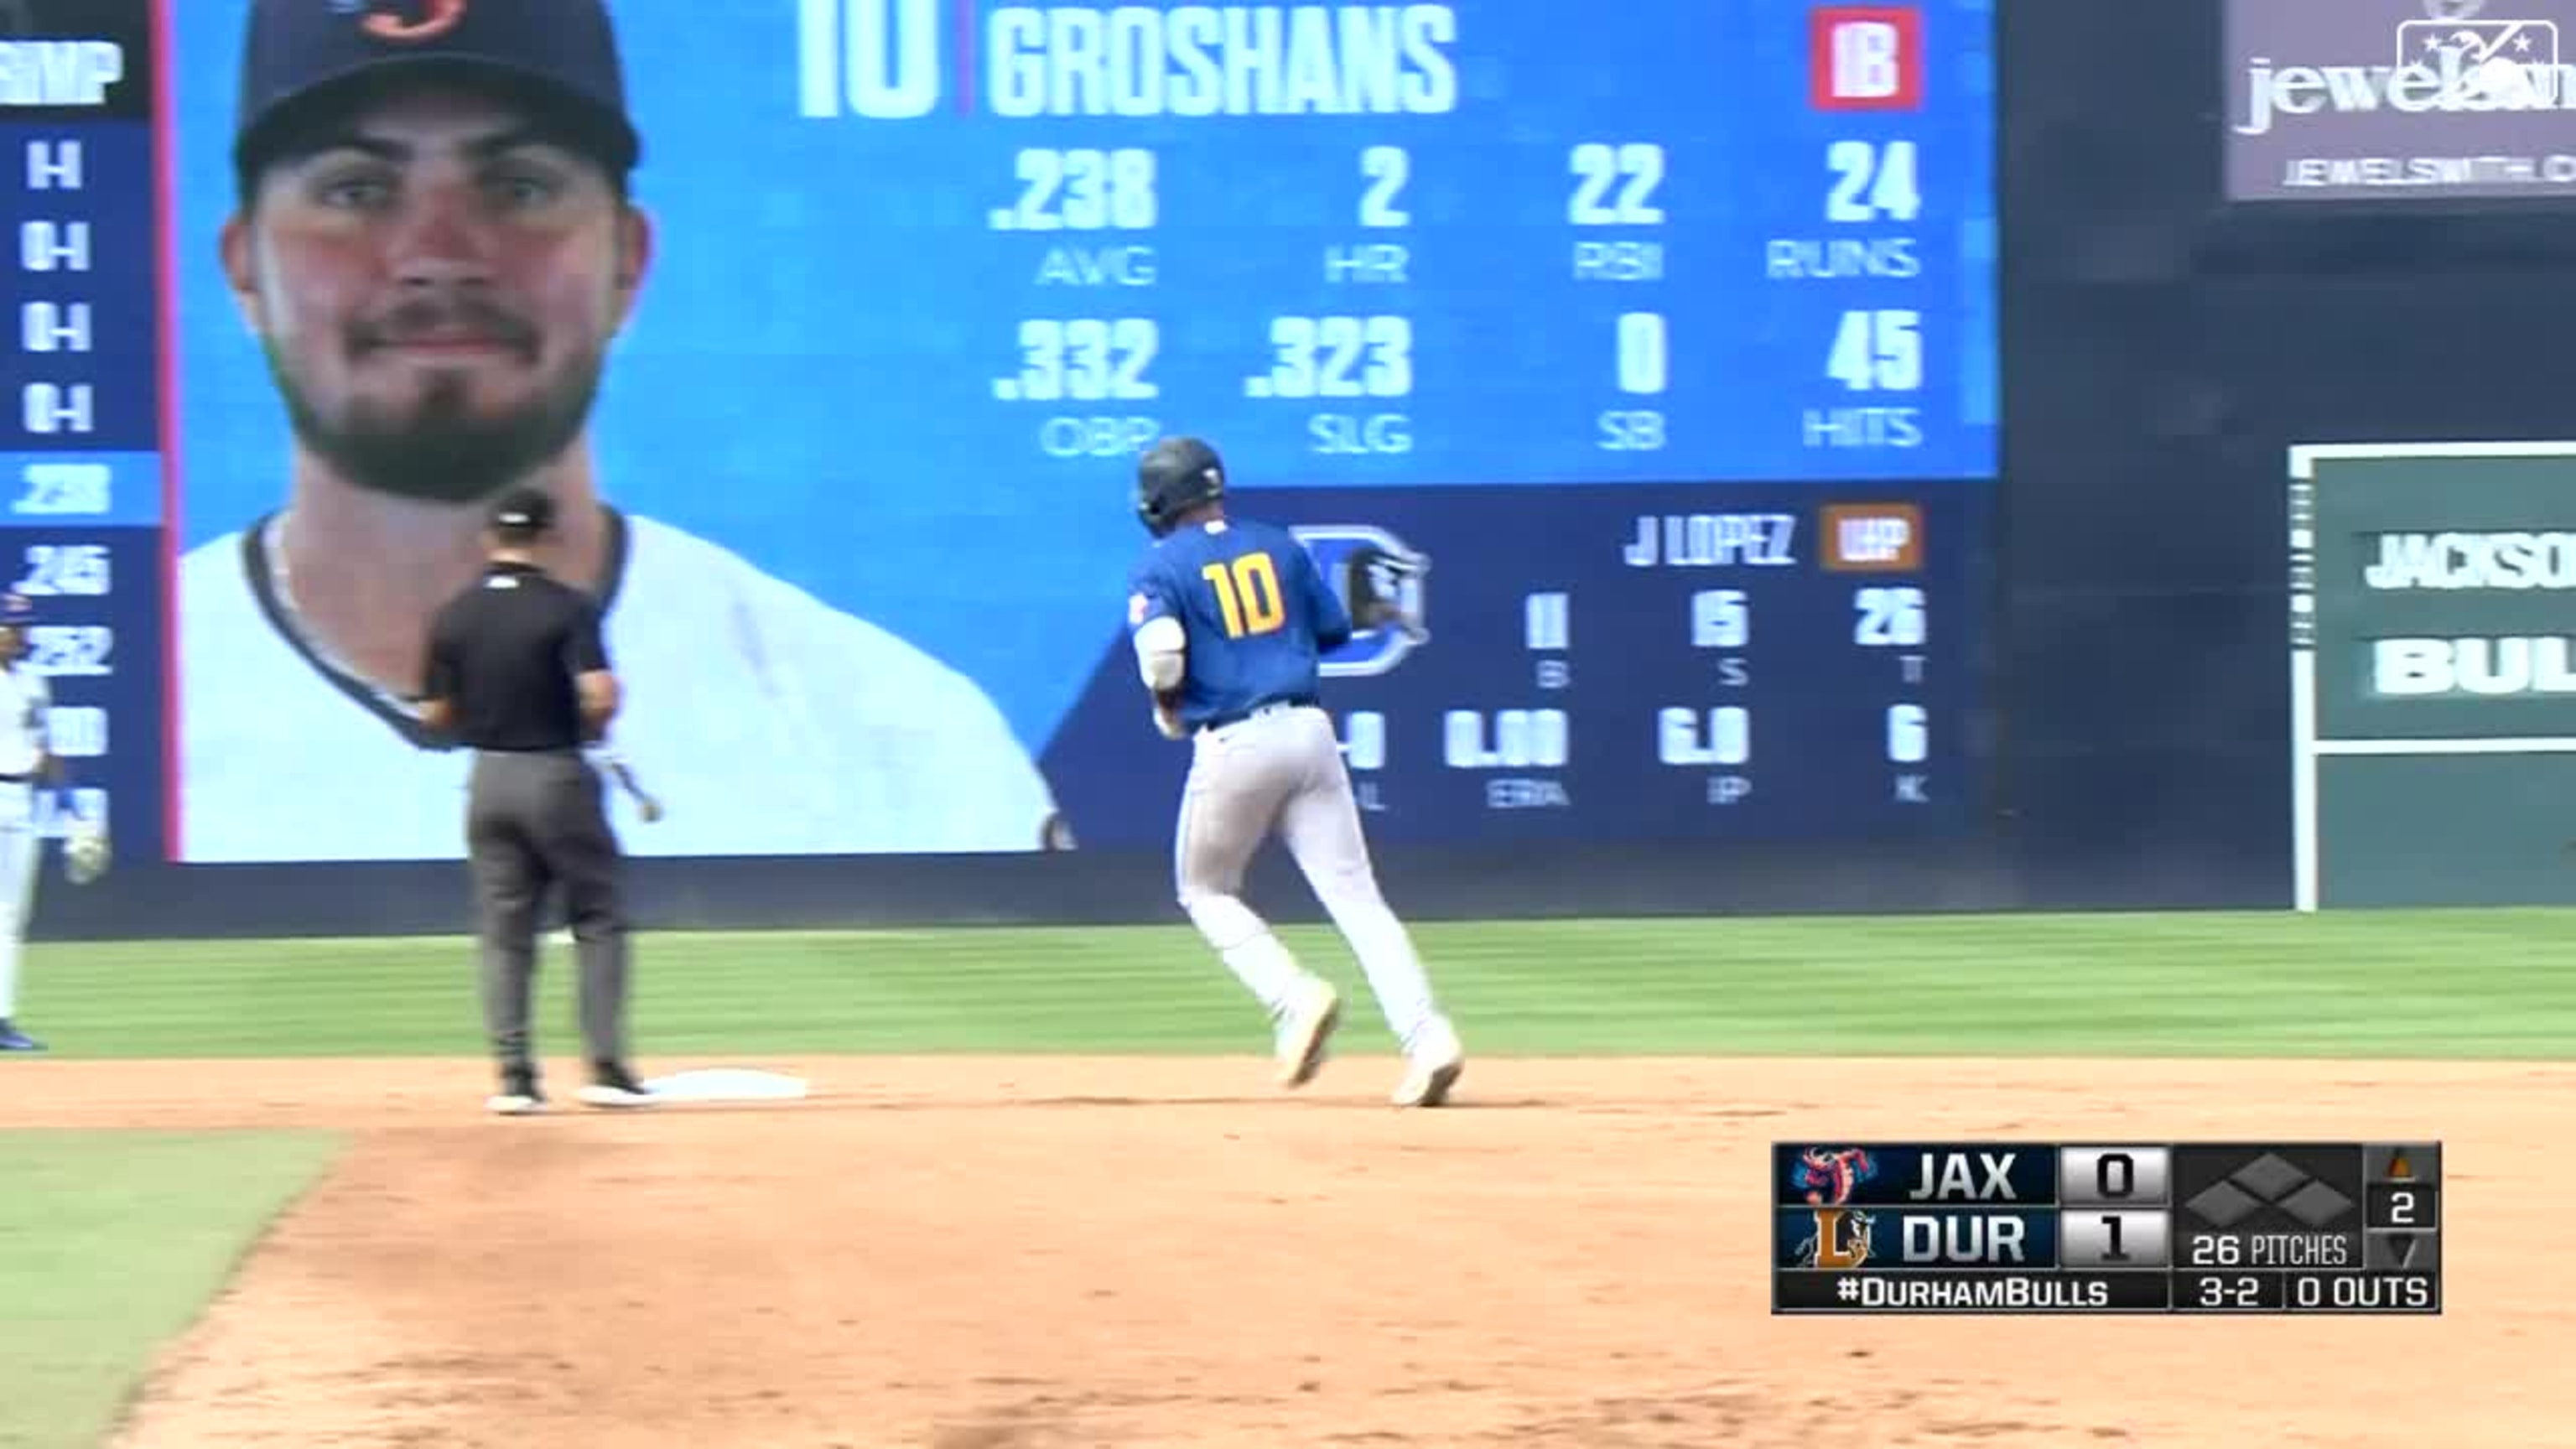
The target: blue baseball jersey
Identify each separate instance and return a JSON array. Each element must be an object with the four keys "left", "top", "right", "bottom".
[{"left": 1128, "top": 517, "right": 1353, "bottom": 729}]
